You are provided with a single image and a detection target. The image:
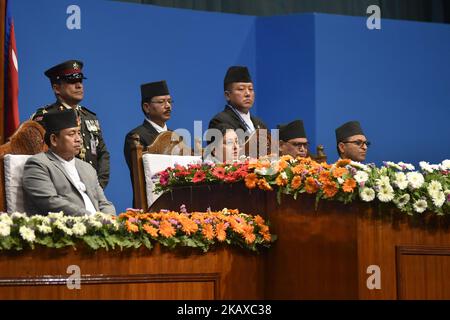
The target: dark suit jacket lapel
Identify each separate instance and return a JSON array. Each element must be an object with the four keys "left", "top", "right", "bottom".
[
  {"left": 224, "top": 105, "right": 247, "bottom": 131},
  {"left": 141, "top": 120, "right": 160, "bottom": 145}
]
